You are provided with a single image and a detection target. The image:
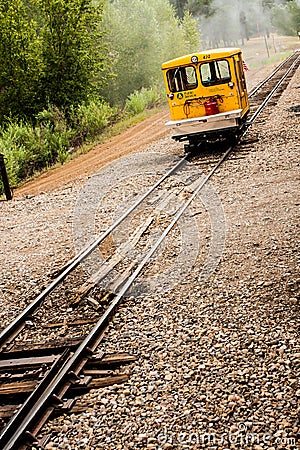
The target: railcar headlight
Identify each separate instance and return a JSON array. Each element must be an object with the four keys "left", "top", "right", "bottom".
[
  {"left": 228, "top": 82, "right": 234, "bottom": 88},
  {"left": 168, "top": 93, "right": 174, "bottom": 99}
]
